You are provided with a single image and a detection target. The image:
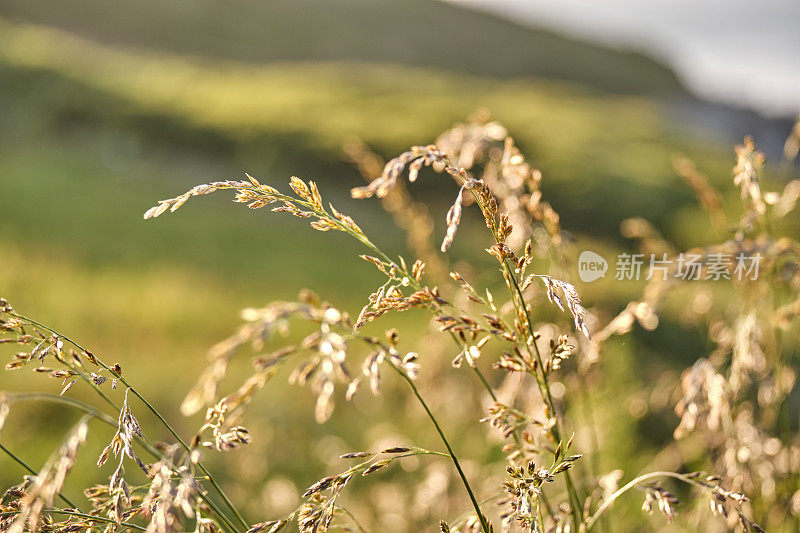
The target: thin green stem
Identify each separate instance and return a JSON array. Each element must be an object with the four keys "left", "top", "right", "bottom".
[
  {"left": 585, "top": 471, "right": 708, "bottom": 531},
  {"left": 268, "top": 176, "right": 582, "bottom": 528},
  {"left": 459, "top": 184, "right": 582, "bottom": 529},
  {"left": 307, "top": 195, "right": 514, "bottom": 419},
  {"left": 0, "top": 441, "right": 80, "bottom": 509},
  {"left": 2, "top": 393, "right": 240, "bottom": 533},
  {"left": 388, "top": 362, "right": 490, "bottom": 533},
  {"left": 4, "top": 392, "right": 149, "bottom": 451},
  {"left": 503, "top": 256, "right": 583, "bottom": 528},
  {"left": 315, "top": 200, "right": 524, "bottom": 452},
  {"left": 470, "top": 364, "right": 498, "bottom": 402},
  {"left": 323, "top": 177, "right": 553, "bottom": 523},
  {"left": 336, "top": 505, "right": 368, "bottom": 533},
  {"left": 123, "top": 386, "right": 247, "bottom": 531},
  {"left": 32, "top": 349, "right": 240, "bottom": 531},
  {"left": 478, "top": 205, "right": 581, "bottom": 524},
  {"left": 448, "top": 491, "right": 505, "bottom": 528},
  {"left": 46, "top": 508, "right": 148, "bottom": 531},
  {"left": 8, "top": 314, "right": 246, "bottom": 532}
]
